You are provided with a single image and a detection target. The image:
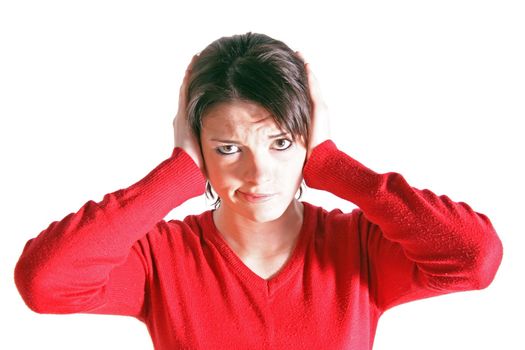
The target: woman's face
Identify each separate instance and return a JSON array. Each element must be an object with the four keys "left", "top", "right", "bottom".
[{"left": 200, "top": 100, "right": 307, "bottom": 223}]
